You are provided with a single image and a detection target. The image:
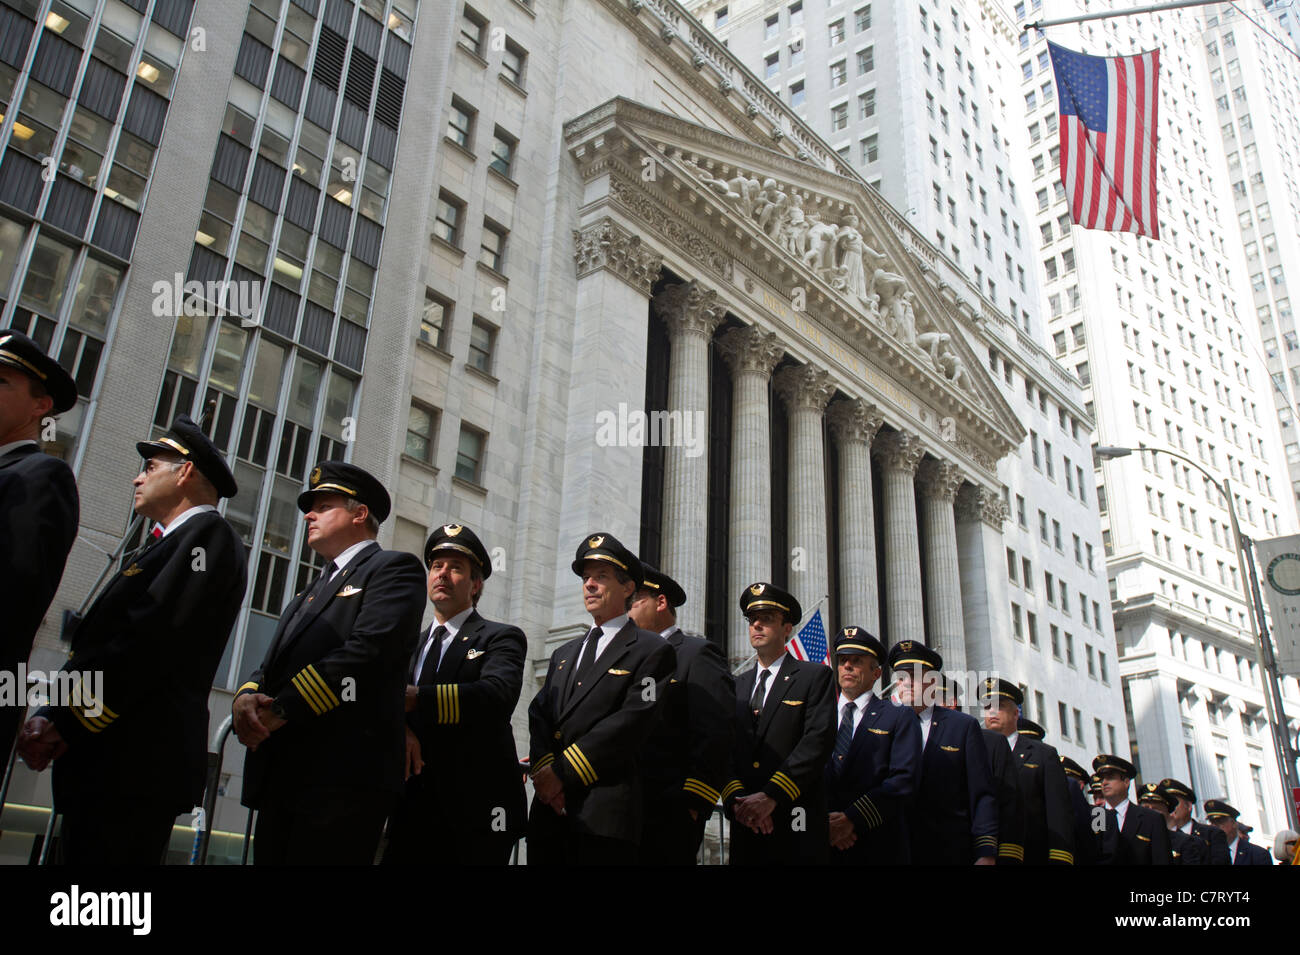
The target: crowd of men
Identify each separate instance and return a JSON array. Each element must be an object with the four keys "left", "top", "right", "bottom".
[{"left": 1, "top": 329, "right": 1287, "bottom": 865}]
